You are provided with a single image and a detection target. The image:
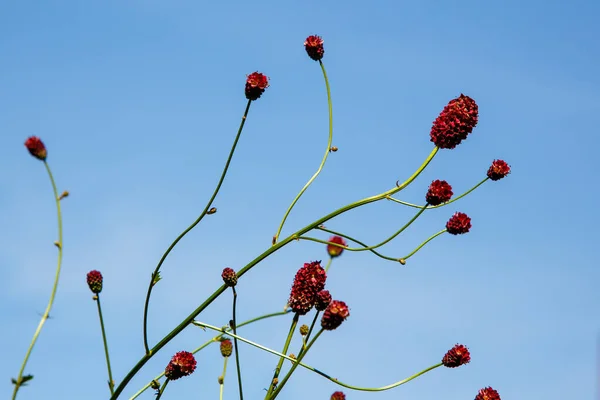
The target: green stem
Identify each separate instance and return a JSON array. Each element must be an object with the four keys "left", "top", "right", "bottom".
[
  {"left": 96, "top": 296, "right": 115, "bottom": 395},
  {"left": 111, "top": 147, "right": 437, "bottom": 399},
  {"left": 231, "top": 287, "right": 244, "bottom": 400},
  {"left": 317, "top": 226, "right": 401, "bottom": 262},
  {"left": 129, "top": 309, "right": 291, "bottom": 400},
  {"left": 142, "top": 99, "right": 253, "bottom": 354},
  {"left": 303, "top": 312, "right": 320, "bottom": 349},
  {"left": 12, "top": 161, "right": 63, "bottom": 400},
  {"left": 194, "top": 322, "right": 441, "bottom": 393},
  {"left": 273, "top": 60, "right": 333, "bottom": 244},
  {"left": 387, "top": 178, "right": 489, "bottom": 209},
  {"left": 264, "top": 313, "right": 299, "bottom": 399},
  {"left": 154, "top": 379, "right": 169, "bottom": 400},
  {"left": 219, "top": 356, "right": 229, "bottom": 400},
  {"left": 323, "top": 258, "right": 333, "bottom": 273},
  {"left": 401, "top": 229, "right": 447, "bottom": 261},
  {"left": 269, "top": 330, "right": 323, "bottom": 399},
  {"left": 303, "top": 204, "right": 428, "bottom": 252}
]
